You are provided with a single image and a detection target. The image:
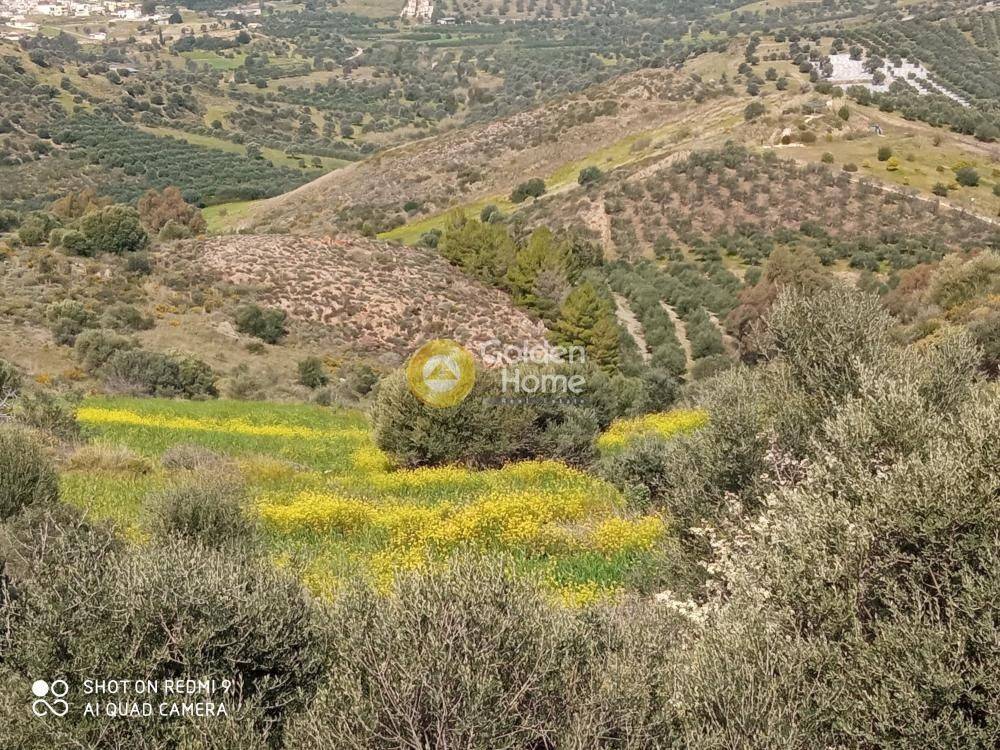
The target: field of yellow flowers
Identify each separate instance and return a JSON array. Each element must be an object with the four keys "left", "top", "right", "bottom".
[{"left": 65, "top": 398, "right": 704, "bottom": 603}]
